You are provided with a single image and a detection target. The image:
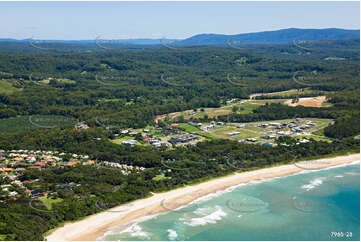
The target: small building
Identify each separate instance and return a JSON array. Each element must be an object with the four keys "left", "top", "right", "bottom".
[
  {"left": 246, "top": 138, "right": 257, "bottom": 142},
  {"left": 75, "top": 122, "right": 89, "bottom": 130},
  {"left": 228, "top": 132, "right": 240, "bottom": 136},
  {"left": 121, "top": 140, "right": 137, "bottom": 146},
  {"left": 169, "top": 134, "right": 198, "bottom": 144},
  {"left": 30, "top": 189, "right": 45, "bottom": 197},
  {"left": 9, "top": 191, "right": 18, "bottom": 197},
  {"left": 56, "top": 184, "right": 72, "bottom": 190},
  {"left": 67, "top": 161, "right": 81, "bottom": 166},
  {"left": 35, "top": 161, "right": 47, "bottom": 167},
  {"left": 299, "top": 139, "right": 310, "bottom": 144}
]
